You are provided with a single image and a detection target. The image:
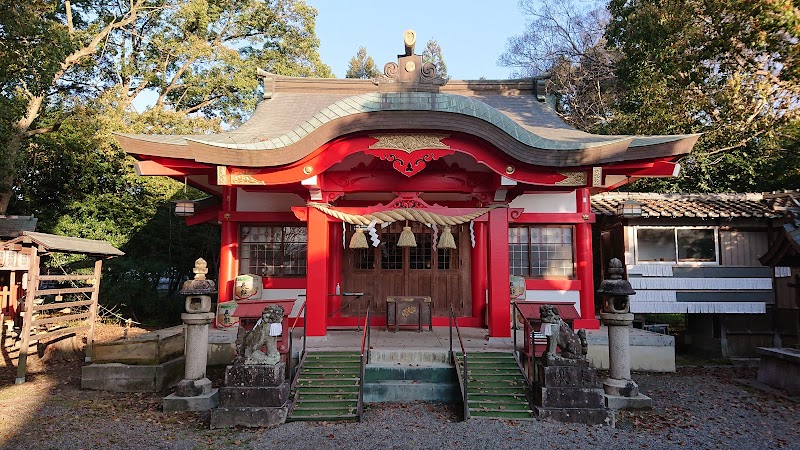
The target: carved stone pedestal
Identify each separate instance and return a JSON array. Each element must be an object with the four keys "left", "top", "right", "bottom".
[
  {"left": 533, "top": 359, "right": 612, "bottom": 425},
  {"left": 210, "top": 362, "right": 290, "bottom": 428}
]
